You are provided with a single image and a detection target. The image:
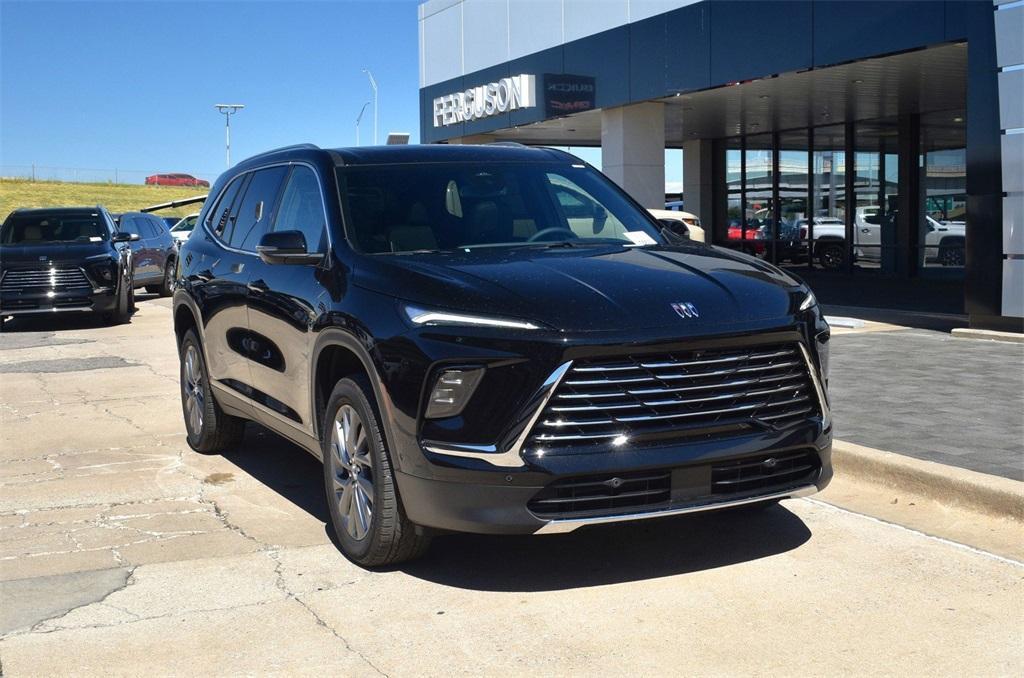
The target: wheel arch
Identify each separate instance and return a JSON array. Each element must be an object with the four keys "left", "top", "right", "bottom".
[{"left": 310, "top": 329, "right": 404, "bottom": 473}]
